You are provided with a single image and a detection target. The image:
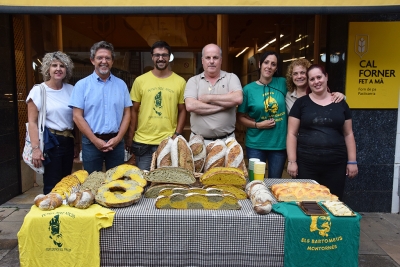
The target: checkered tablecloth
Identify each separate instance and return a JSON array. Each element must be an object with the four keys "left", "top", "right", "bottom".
[{"left": 100, "top": 179, "right": 315, "bottom": 267}]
